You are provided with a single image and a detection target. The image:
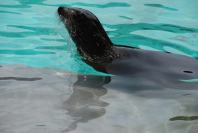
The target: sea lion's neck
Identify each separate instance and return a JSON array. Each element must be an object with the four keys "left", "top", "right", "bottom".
[
  {"left": 57, "top": 7, "right": 121, "bottom": 72},
  {"left": 78, "top": 44, "right": 118, "bottom": 65},
  {"left": 76, "top": 44, "right": 120, "bottom": 73}
]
